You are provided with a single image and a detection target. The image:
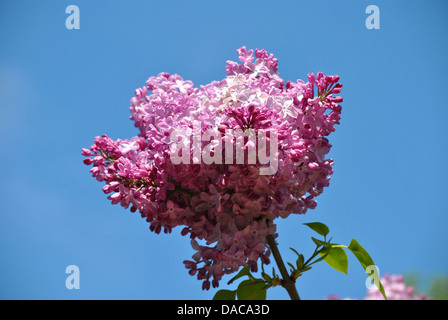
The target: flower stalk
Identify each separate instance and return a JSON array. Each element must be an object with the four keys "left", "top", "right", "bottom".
[{"left": 266, "top": 234, "right": 300, "bottom": 300}]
